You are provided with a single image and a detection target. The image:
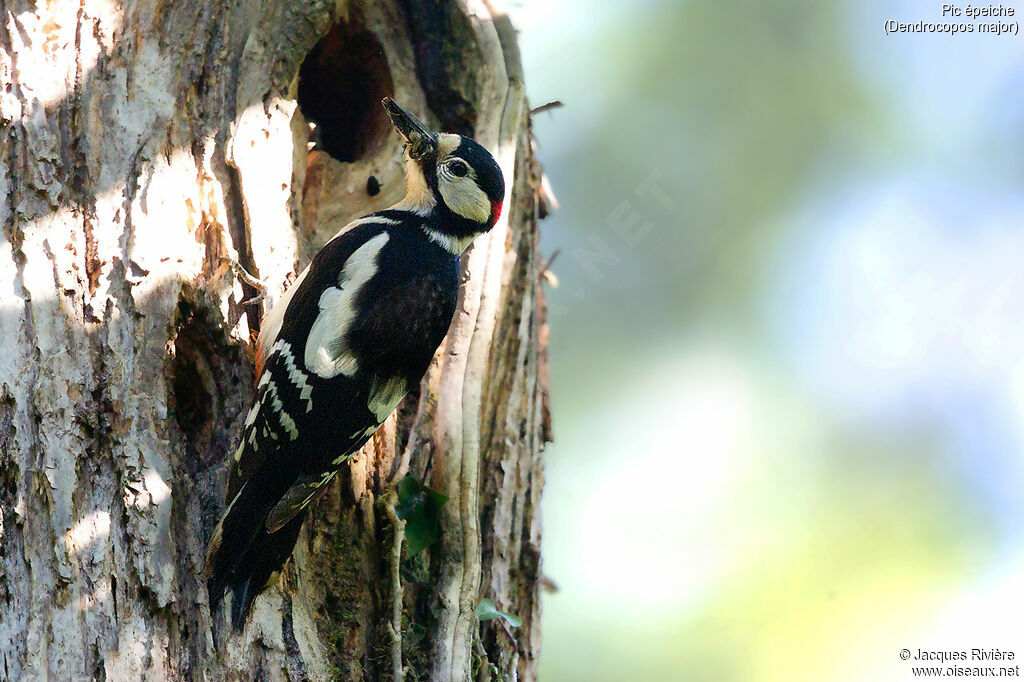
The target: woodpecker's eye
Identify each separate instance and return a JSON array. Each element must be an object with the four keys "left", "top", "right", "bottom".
[{"left": 448, "top": 160, "right": 469, "bottom": 177}]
